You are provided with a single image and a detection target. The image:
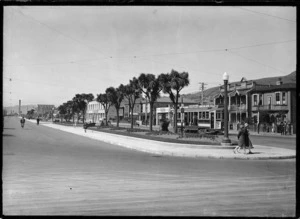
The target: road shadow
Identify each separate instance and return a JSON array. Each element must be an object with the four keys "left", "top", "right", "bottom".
[
  {"left": 3, "top": 134, "right": 15, "bottom": 137},
  {"left": 249, "top": 152, "right": 262, "bottom": 154},
  {"left": 4, "top": 128, "right": 15, "bottom": 130}
]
